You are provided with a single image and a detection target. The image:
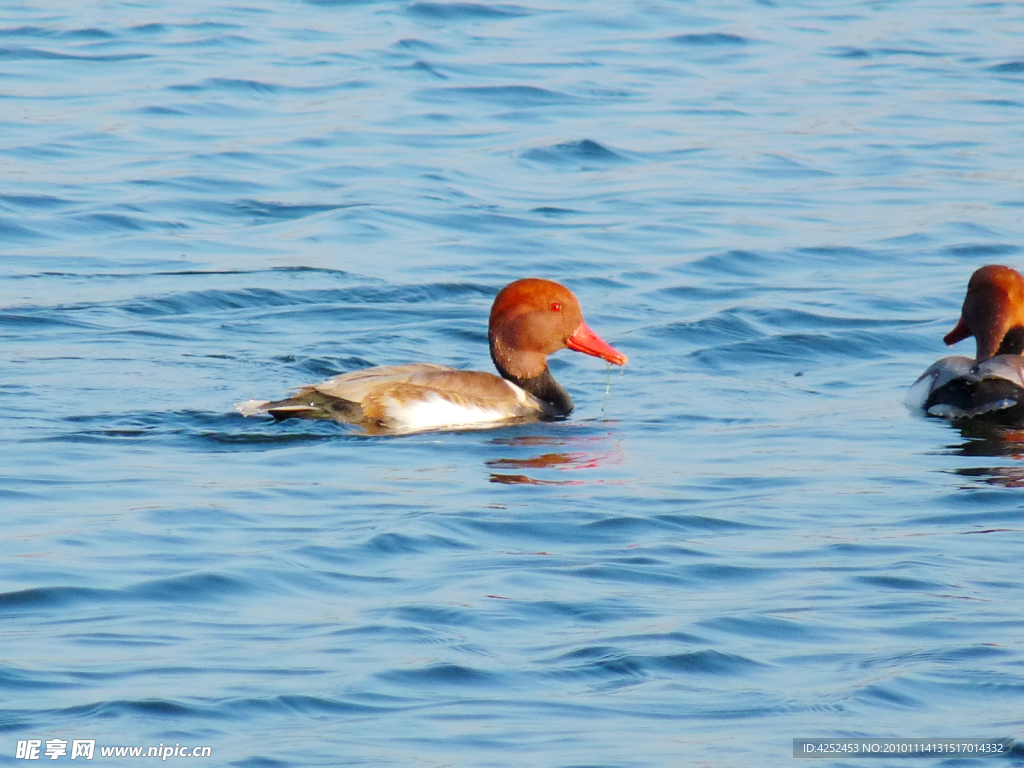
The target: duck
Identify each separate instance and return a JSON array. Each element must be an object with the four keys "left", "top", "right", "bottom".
[
  {"left": 236, "top": 278, "right": 628, "bottom": 434},
  {"left": 907, "top": 264, "right": 1024, "bottom": 421}
]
